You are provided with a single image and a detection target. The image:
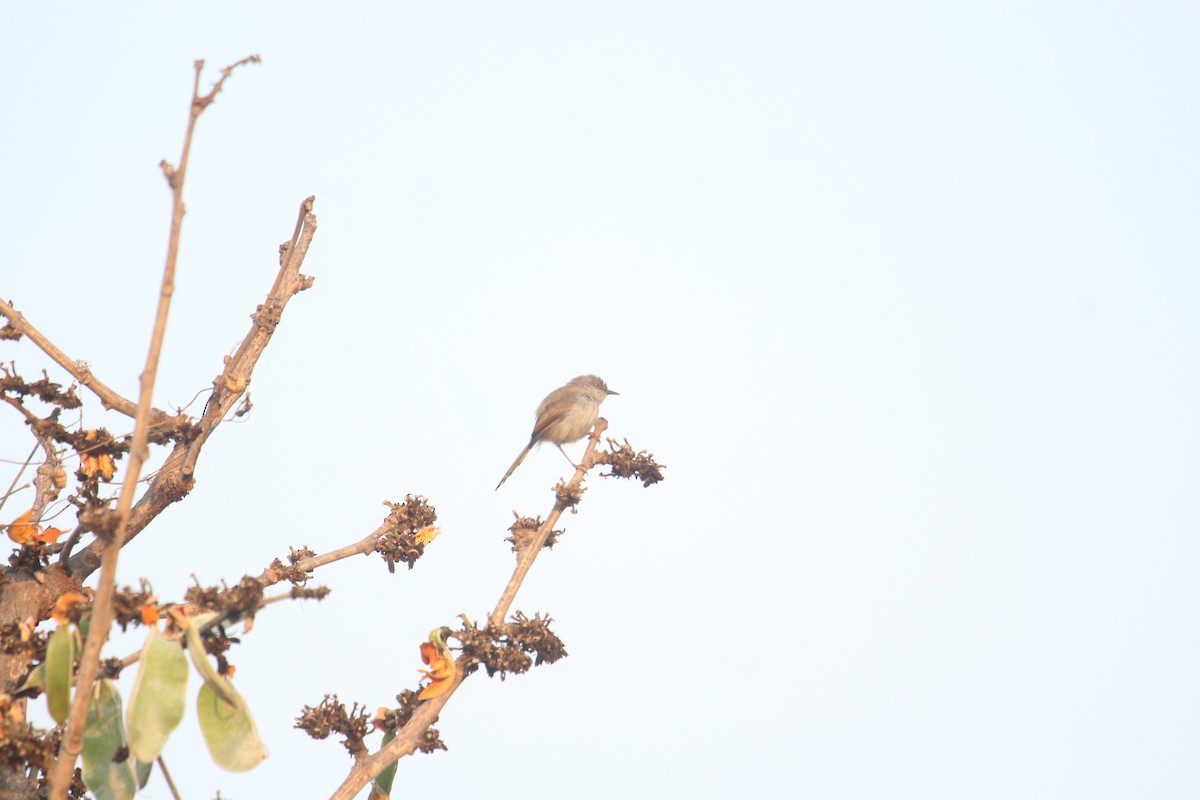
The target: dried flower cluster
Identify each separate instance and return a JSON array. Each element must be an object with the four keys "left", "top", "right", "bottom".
[
  {"left": 457, "top": 613, "right": 567, "bottom": 680},
  {"left": 505, "top": 513, "right": 562, "bottom": 552},
  {"left": 0, "top": 622, "right": 47, "bottom": 661},
  {"left": 295, "top": 695, "right": 372, "bottom": 757},
  {"left": 375, "top": 495, "right": 439, "bottom": 572},
  {"left": 599, "top": 438, "right": 666, "bottom": 486},
  {"left": 110, "top": 584, "right": 157, "bottom": 631},
  {"left": 262, "top": 545, "right": 320, "bottom": 586},
  {"left": 185, "top": 577, "right": 266, "bottom": 620},
  {"left": 370, "top": 690, "right": 446, "bottom": 755},
  {"left": 0, "top": 716, "right": 60, "bottom": 786}
]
